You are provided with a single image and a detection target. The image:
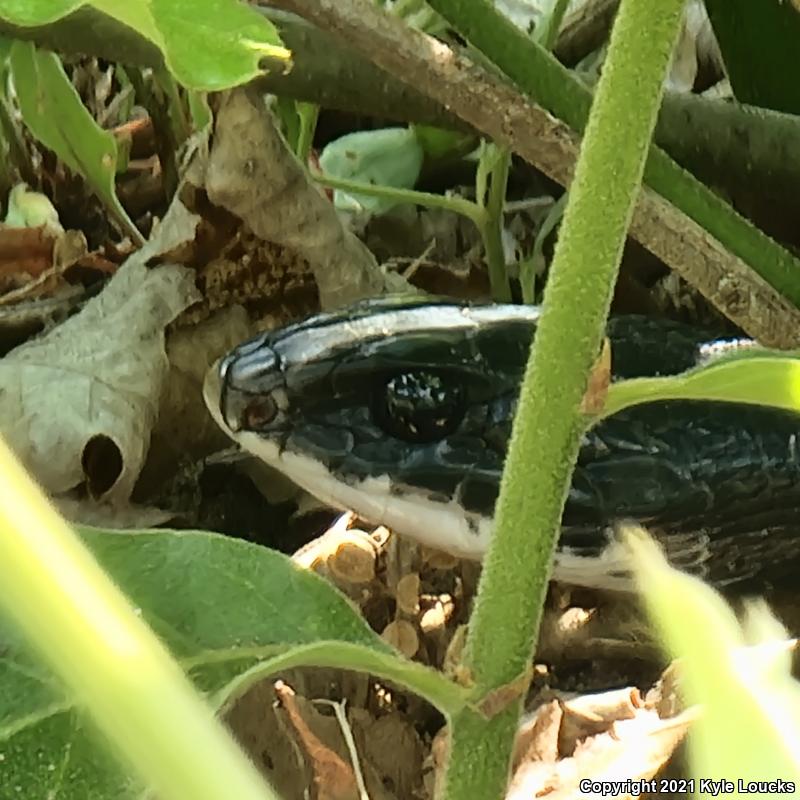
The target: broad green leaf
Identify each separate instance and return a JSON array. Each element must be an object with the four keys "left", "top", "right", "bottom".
[
  {"left": 600, "top": 350, "right": 800, "bottom": 421},
  {"left": 0, "top": 0, "right": 288, "bottom": 91},
  {"left": 319, "top": 127, "right": 424, "bottom": 215},
  {"left": 626, "top": 527, "right": 800, "bottom": 783},
  {"left": 704, "top": 0, "right": 800, "bottom": 115},
  {"left": 0, "top": 527, "right": 462, "bottom": 799},
  {"left": 8, "top": 41, "right": 141, "bottom": 242}
]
